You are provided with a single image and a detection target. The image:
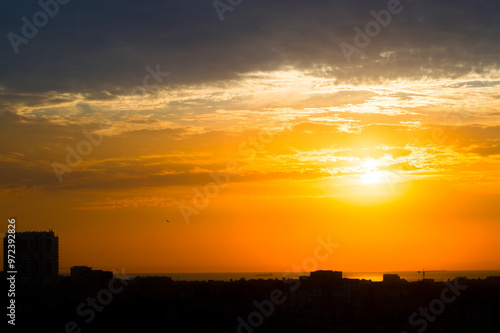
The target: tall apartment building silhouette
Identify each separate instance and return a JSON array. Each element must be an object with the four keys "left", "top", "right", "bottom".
[{"left": 3, "top": 230, "right": 59, "bottom": 286}]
